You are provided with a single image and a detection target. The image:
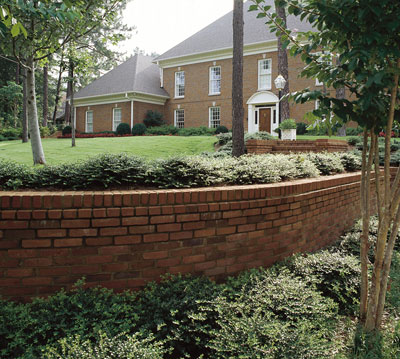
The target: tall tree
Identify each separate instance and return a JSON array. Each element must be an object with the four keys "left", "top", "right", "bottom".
[
  {"left": 232, "top": 0, "right": 245, "bottom": 157},
  {"left": 275, "top": 0, "right": 290, "bottom": 121},
  {"left": 251, "top": 0, "right": 400, "bottom": 332},
  {"left": 42, "top": 64, "right": 48, "bottom": 127}
]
